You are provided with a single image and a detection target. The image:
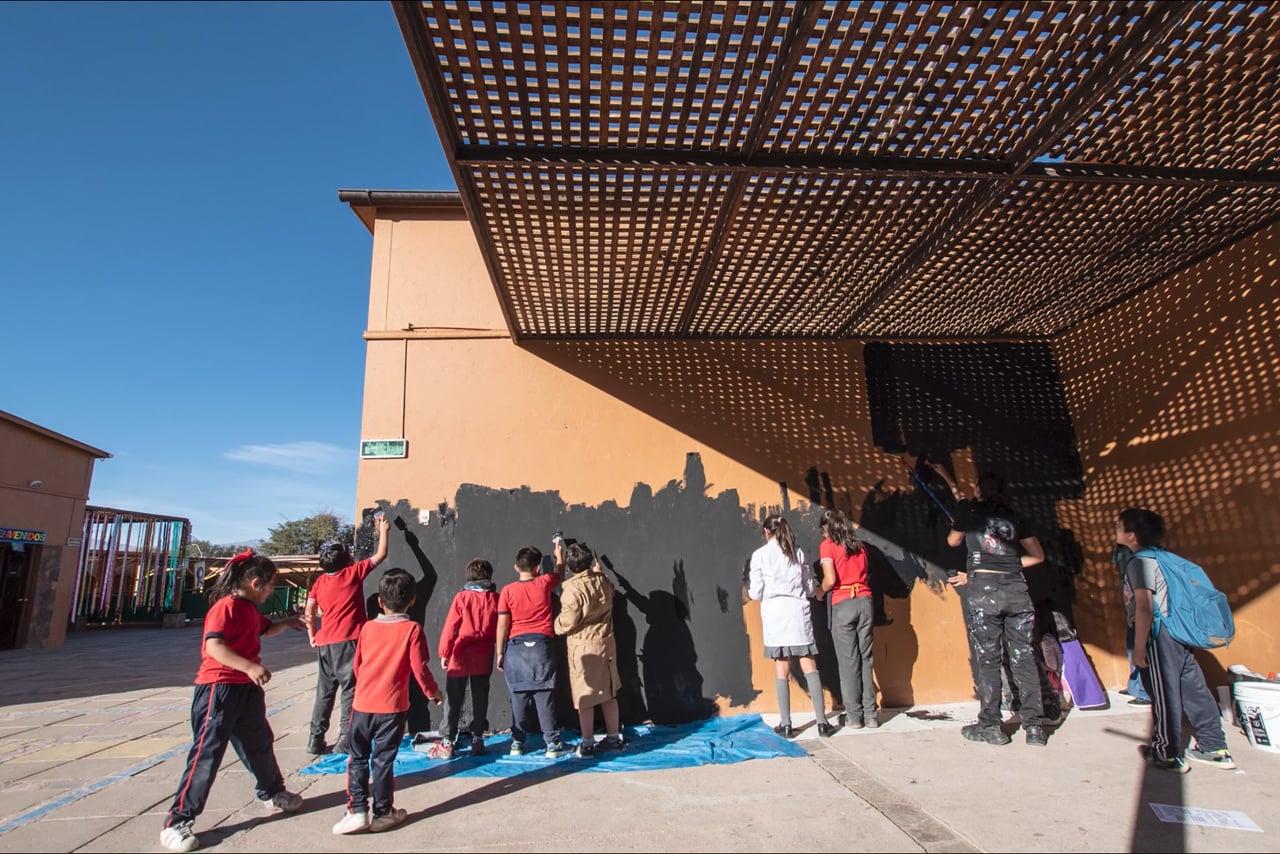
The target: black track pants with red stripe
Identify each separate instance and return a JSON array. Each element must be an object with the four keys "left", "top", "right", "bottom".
[{"left": 165, "top": 682, "right": 285, "bottom": 827}]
